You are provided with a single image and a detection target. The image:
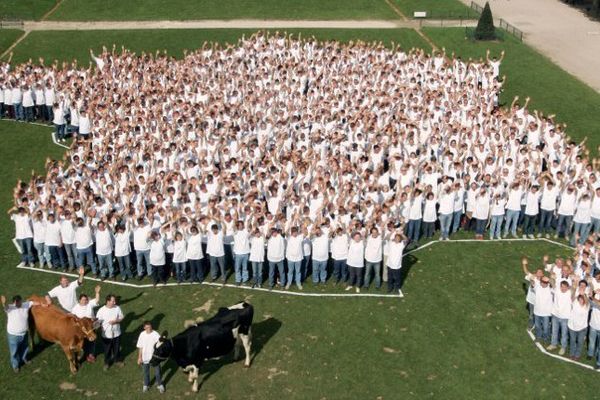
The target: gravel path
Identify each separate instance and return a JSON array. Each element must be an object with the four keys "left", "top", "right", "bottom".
[{"left": 462, "top": 0, "right": 600, "bottom": 92}]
